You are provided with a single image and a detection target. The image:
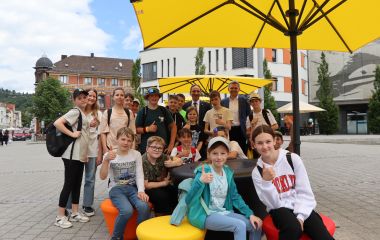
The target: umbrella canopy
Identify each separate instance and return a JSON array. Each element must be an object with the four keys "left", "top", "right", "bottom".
[
  {"left": 131, "top": 0, "right": 380, "bottom": 154},
  {"left": 158, "top": 75, "right": 272, "bottom": 95},
  {"left": 277, "top": 101, "right": 326, "bottom": 114}
]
